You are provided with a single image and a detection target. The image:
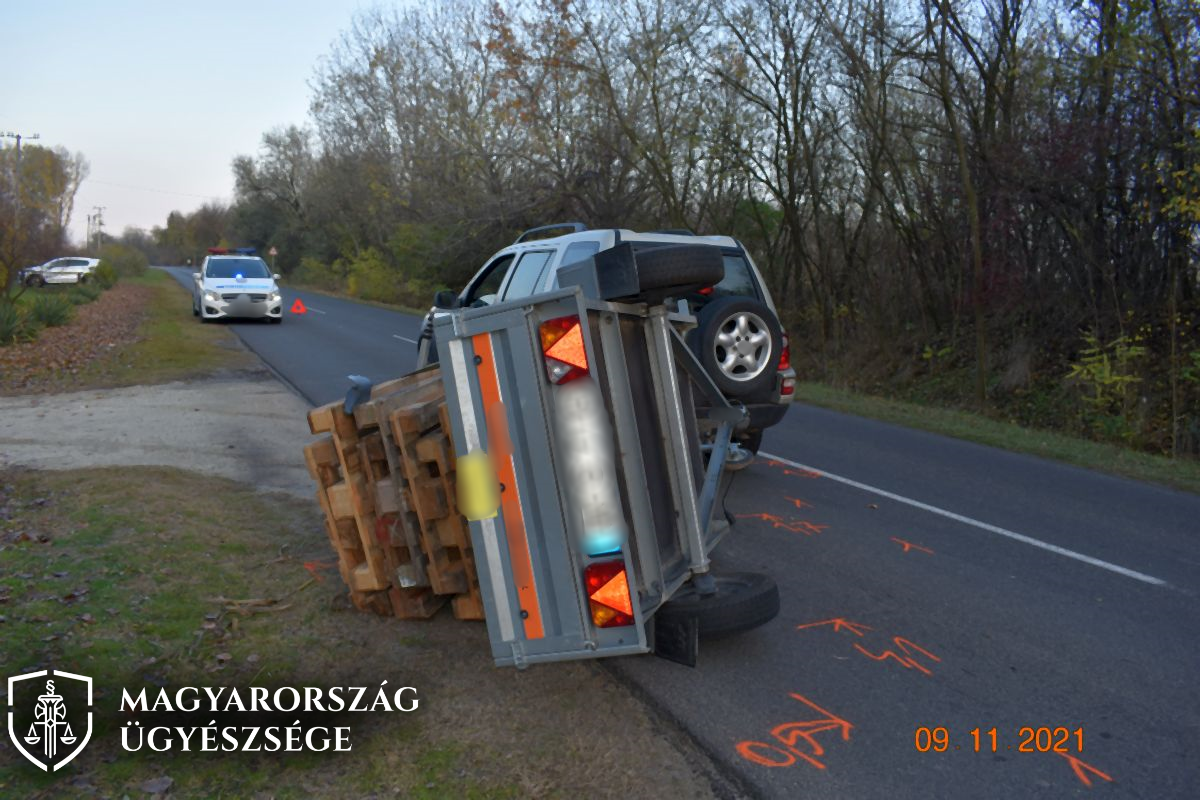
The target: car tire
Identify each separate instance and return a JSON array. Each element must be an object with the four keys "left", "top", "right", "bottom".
[
  {"left": 655, "top": 572, "right": 779, "bottom": 639},
  {"left": 270, "top": 316, "right": 281, "bottom": 324},
  {"left": 78, "top": 275, "right": 88, "bottom": 285},
  {"left": 633, "top": 244, "right": 724, "bottom": 294},
  {"left": 691, "top": 296, "right": 782, "bottom": 398},
  {"left": 27, "top": 275, "right": 44, "bottom": 288},
  {"left": 192, "top": 299, "right": 199, "bottom": 317}
]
